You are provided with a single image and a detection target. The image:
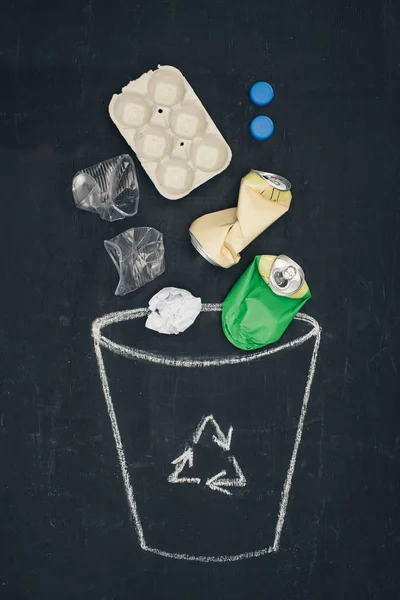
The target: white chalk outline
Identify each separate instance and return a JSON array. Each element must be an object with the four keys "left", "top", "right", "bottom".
[
  {"left": 167, "top": 448, "right": 201, "bottom": 484},
  {"left": 205, "top": 456, "right": 247, "bottom": 496},
  {"left": 192, "top": 414, "right": 233, "bottom": 451},
  {"left": 92, "top": 304, "right": 321, "bottom": 562},
  {"left": 168, "top": 414, "right": 245, "bottom": 493}
]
